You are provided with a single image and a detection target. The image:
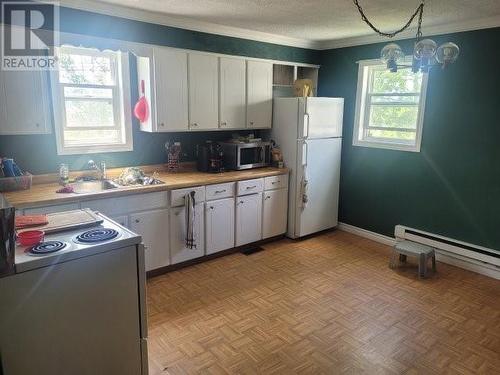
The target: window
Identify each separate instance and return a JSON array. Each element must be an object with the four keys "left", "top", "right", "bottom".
[
  {"left": 353, "top": 59, "right": 428, "bottom": 152},
  {"left": 51, "top": 46, "right": 132, "bottom": 155}
]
